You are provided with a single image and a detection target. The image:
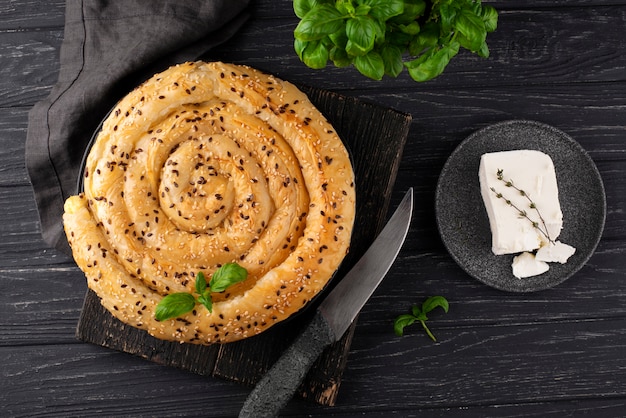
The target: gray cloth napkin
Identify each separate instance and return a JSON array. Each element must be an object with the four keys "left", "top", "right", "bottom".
[{"left": 25, "top": 0, "right": 251, "bottom": 255}]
